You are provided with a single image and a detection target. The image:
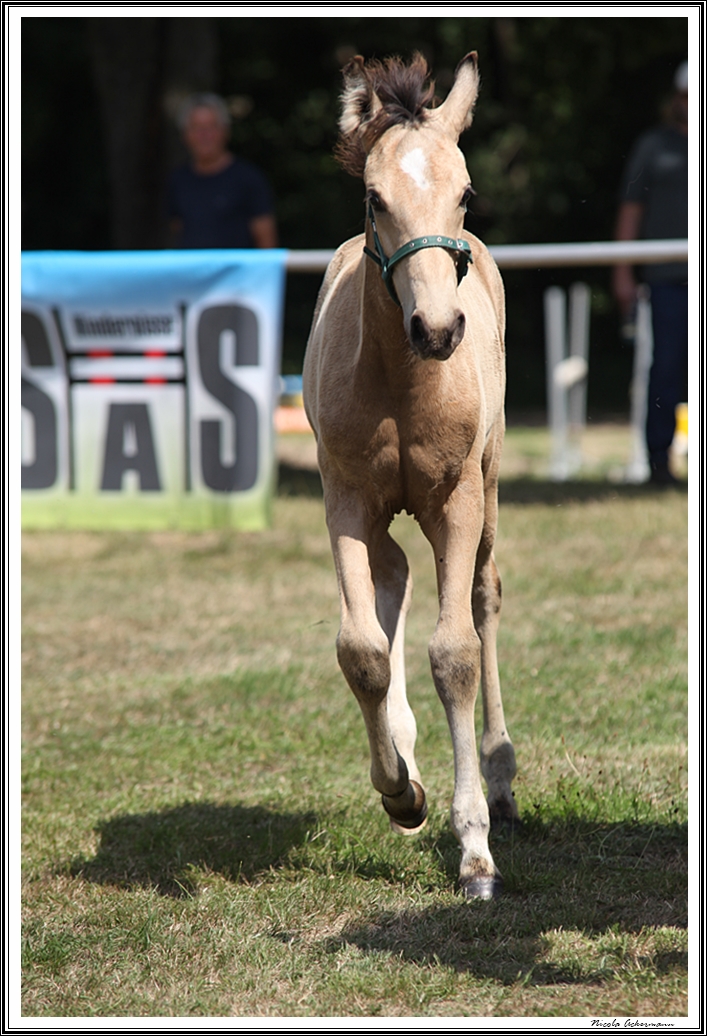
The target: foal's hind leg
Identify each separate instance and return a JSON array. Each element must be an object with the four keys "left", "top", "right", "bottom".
[
  {"left": 473, "top": 545, "right": 518, "bottom": 828},
  {"left": 474, "top": 452, "right": 518, "bottom": 827}
]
